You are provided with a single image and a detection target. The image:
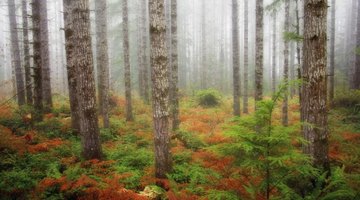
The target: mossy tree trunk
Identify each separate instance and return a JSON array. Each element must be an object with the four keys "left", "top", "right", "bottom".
[{"left": 149, "top": 0, "right": 172, "bottom": 179}]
